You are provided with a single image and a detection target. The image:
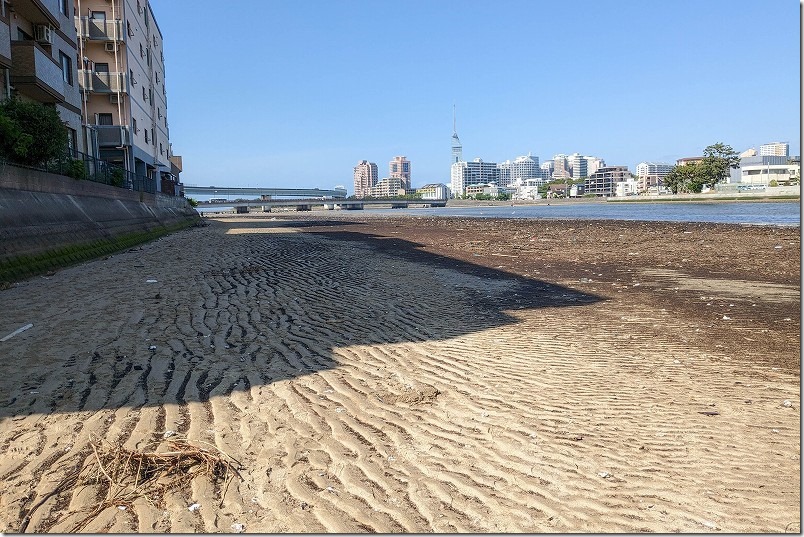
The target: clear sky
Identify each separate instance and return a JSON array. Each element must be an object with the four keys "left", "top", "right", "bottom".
[{"left": 151, "top": 0, "right": 801, "bottom": 192}]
